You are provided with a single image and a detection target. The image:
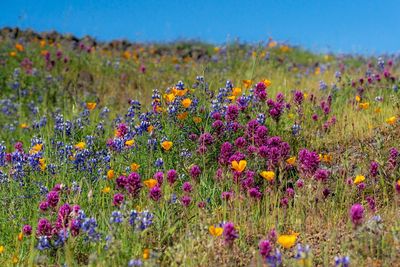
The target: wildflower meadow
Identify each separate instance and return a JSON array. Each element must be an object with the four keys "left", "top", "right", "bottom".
[{"left": 0, "top": 28, "right": 399, "bottom": 266}]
